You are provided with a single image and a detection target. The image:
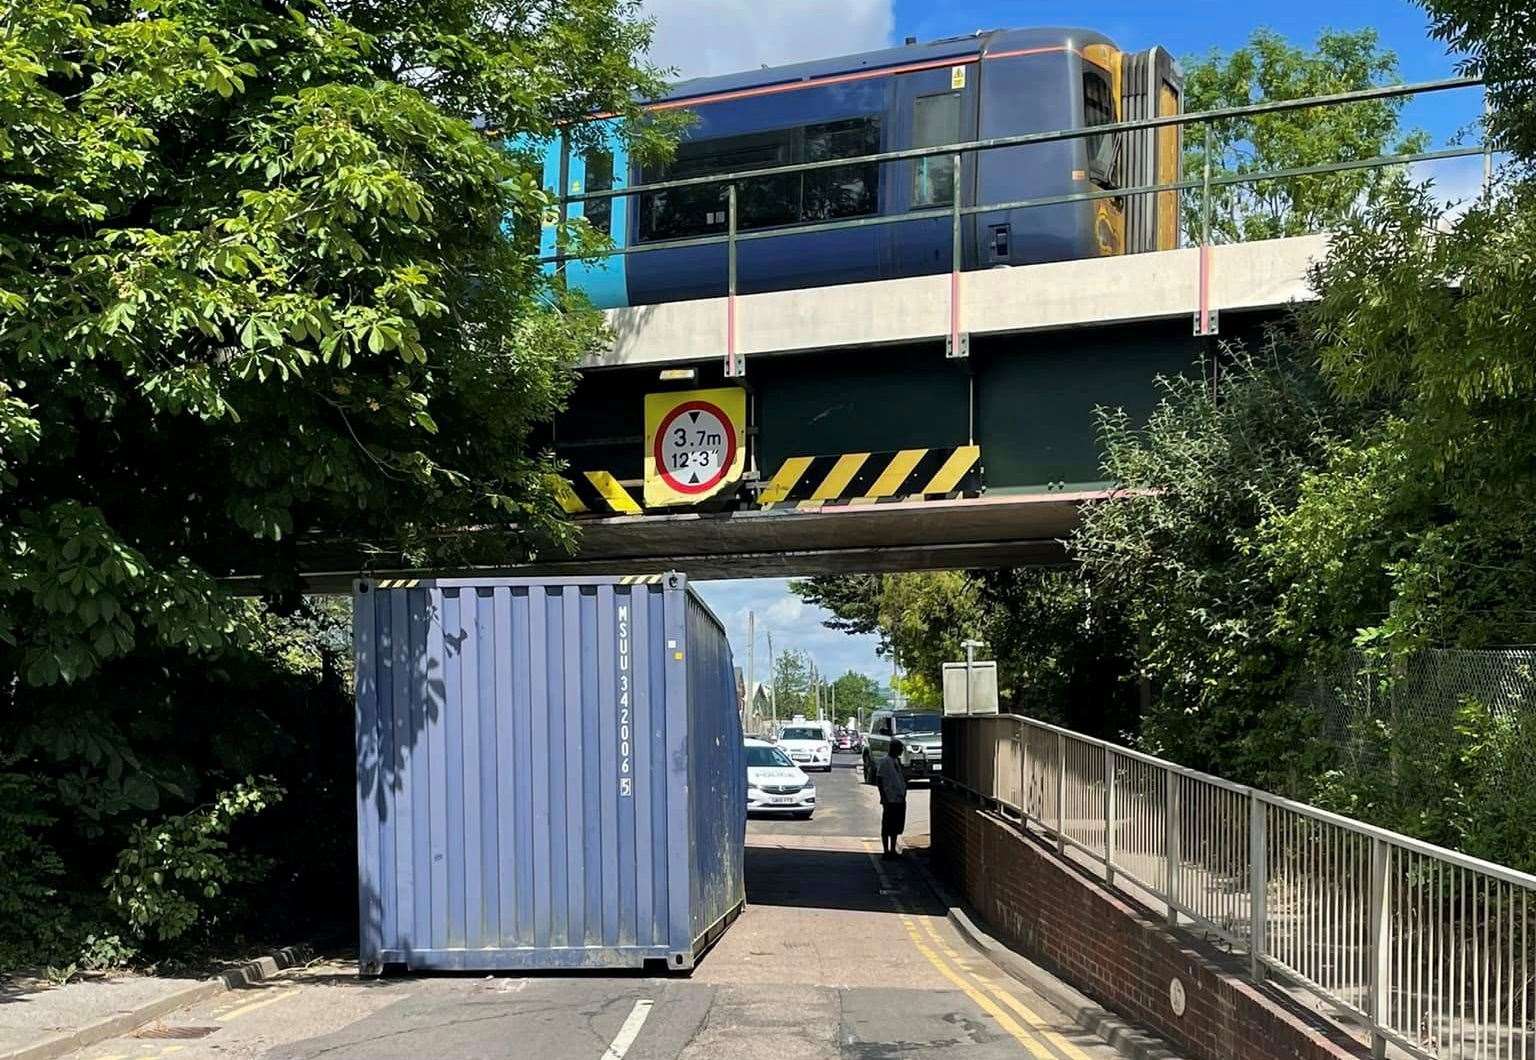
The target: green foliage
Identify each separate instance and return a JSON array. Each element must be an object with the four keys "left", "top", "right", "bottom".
[
  {"left": 792, "top": 572, "right": 984, "bottom": 696},
  {"left": 0, "top": 0, "right": 673, "bottom": 668},
  {"left": 1, "top": 596, "right": 355, "bottom": 970},
  {"left": 1309, "top": 699, "right": 1536, "bottom": 874},
  {"left": 1420, "top": 0, "right": 1536, "bottom": 159},
  {"left": 0, "top": 765, "right": 67, "bottom": 969},
  {"left": 1182, "top": 28, "right": 1426, "bottom": 242},
  {"left": 0, "top": 0, "right": 671, "bottom": 974},
  {"left": 796, "top": 569, "right": 1134, "bottom": 735},
  {"left": 770, "top": 648, "right": 813, "bottom": 719},
  {"left": 829, "top": 670, "right": 890, "bottom": 725},
  {"left": 973, "top": 569, "right": 1139, "bottom": 740},
  {"left": 1266, "top": 177, "right": 1536, "bottom": 653},
  {"left": 110, "top": 778, "right": 281, "bottom": 941},
  {"left": 1072, "top": 344, "right": 1352, "bottom": 779}
]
